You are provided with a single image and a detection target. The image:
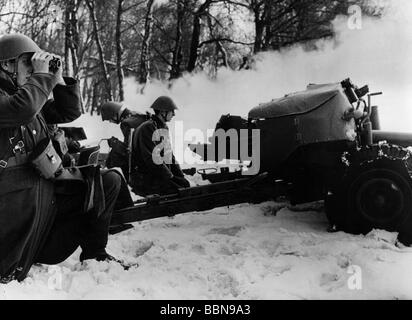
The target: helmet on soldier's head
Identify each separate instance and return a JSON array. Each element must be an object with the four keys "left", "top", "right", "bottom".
[
  {"left": 150, "top": 96, "right": 178, "bottom": 112},
  {"left": 0, "top": 34, "right": 41, "bottom": 61},
  {"left": 101, "top": 101, "right": 127, "bottom": 123}
]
